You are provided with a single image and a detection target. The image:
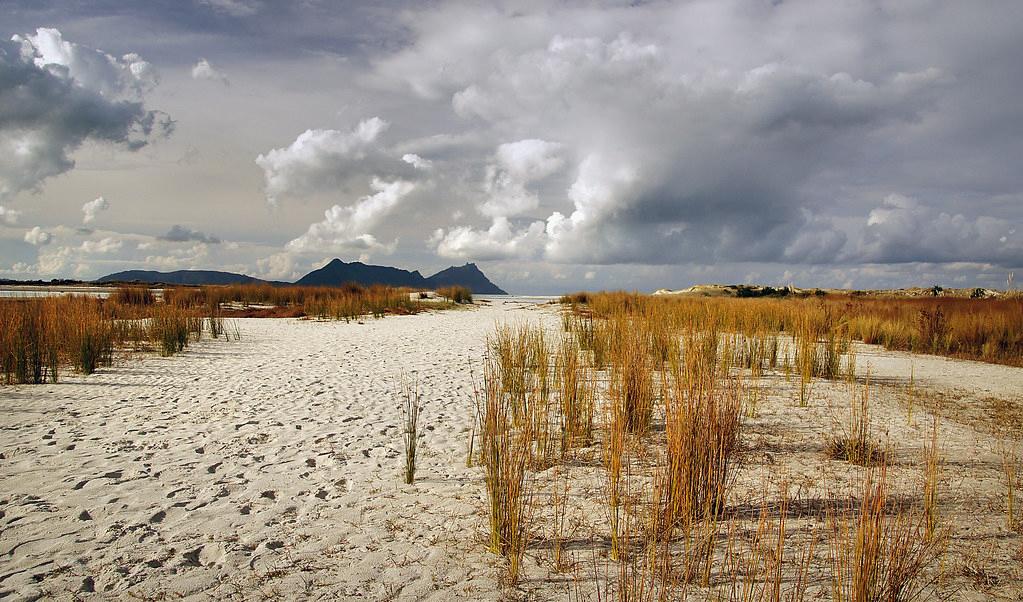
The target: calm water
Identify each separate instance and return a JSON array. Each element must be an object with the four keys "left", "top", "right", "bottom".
[
  {"left": 0, "top": 286, "right": 116, "bottom": 299},
  {"left": 0, "top": 288, "right": 554, "bottom": 303}
]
